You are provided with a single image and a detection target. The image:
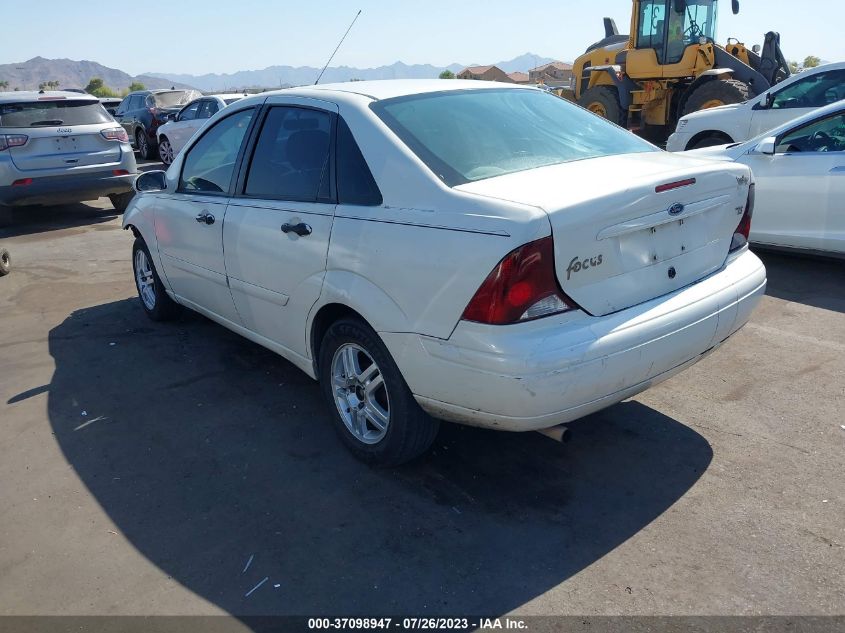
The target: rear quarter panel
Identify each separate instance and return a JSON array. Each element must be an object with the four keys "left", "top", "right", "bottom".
[{"left": 314, "top": 100, "right": 550, "bottom": 340}]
